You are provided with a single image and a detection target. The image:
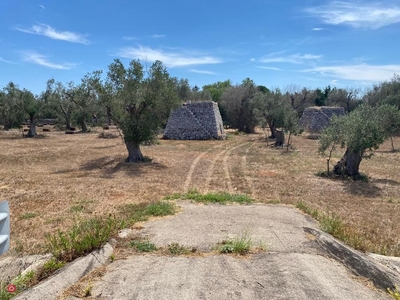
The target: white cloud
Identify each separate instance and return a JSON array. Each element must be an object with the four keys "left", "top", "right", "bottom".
[
  {"left": 117, "top": 45, "right": 222, "bottom": 67},
  {"left": 151, "top": 34, "right": 165, "bottom": 38},
  {"left": 15, "top": 23, "right": 90, "bottom": 44},
  {"left": 304, "top": 64, "right": 400, "bottom": 82},
  {"left": 250, "top": 58, "right": 256, "bottom": 62},
  {"left": 255, "top": 66, "right": 281, "bottom": 71},
  {"left": 305, "top": 1, "right": 400, "bottom": 29},
  {"left": 312, "top": 27, "right": 323, "bottom": 31},
  {"left": 260, "top": 53, "right": 322, "bottom": 64},
  {"left": 21, "top": 51, "right": 76, "bottom": 69},
  {"left": 123, "top": 36, "right": 139, "bottom": 41},
  {"left": 0, "top": 57, "right": 17, "bottom": 64},
  {"left": 39, "top": 4, "right": 45, "bottom": 10},
  {"left": 189, "top": 69, "right": 216, "bottom": 75}
]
